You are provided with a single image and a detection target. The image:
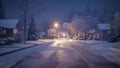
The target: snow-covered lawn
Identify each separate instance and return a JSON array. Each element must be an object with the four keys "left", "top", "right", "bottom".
[
  {"left": 75, "top": 40, "right": 120, "bottom": 64},
  {"left": 0, "top": 41, "right": 53, "bottom": 68}
]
